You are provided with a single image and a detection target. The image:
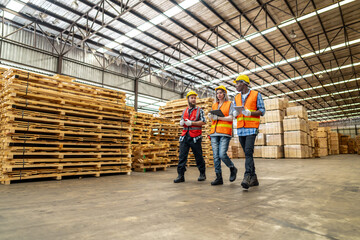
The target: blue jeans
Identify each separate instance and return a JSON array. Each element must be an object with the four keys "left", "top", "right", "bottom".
[{"left": 210, "top": 136, "right": 235, "bottom": 174}]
